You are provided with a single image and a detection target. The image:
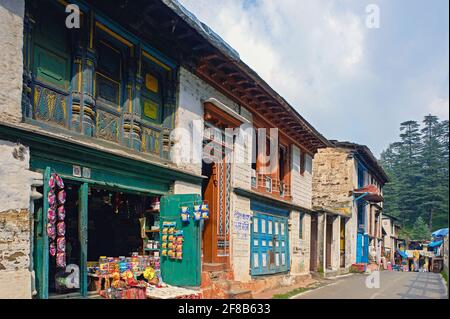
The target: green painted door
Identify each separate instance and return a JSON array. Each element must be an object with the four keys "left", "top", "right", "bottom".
[
  {"left": 78, "top": 183, "right": 89, "bottom": 297},
  {"left": 35, "top": 167, "right": 51, "bottom": 299},
  {"left": 160, "top": 194, "right": 202, "bottom": 287}
]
